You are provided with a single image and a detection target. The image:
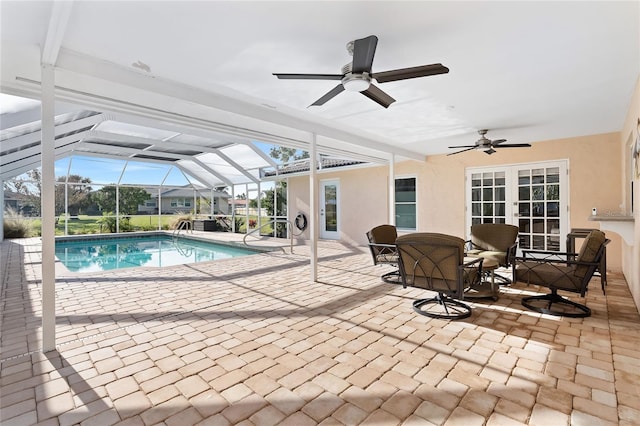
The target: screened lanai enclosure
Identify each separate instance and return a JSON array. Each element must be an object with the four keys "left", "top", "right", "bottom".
[{"left": 1, "top": 93, "right": 376, "bottom": 240}]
